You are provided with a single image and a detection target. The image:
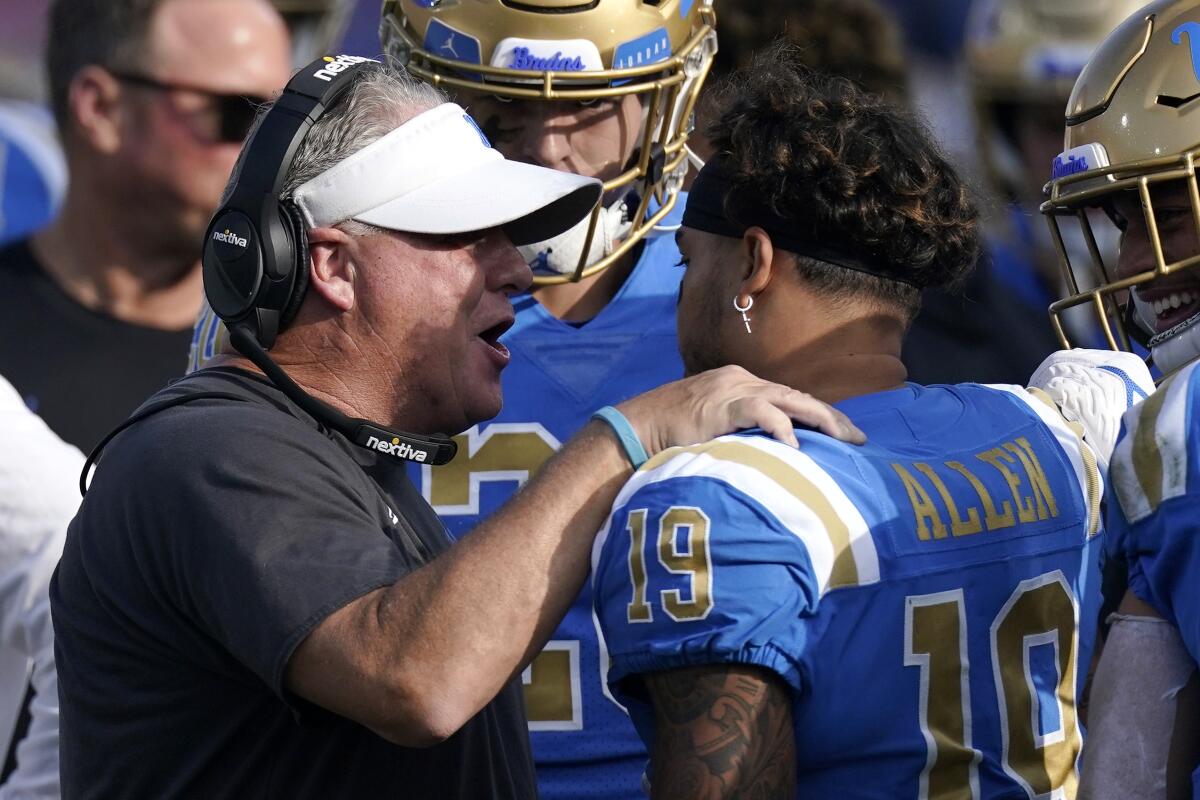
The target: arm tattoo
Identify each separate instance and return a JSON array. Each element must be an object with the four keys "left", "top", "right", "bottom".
[{"left": 645, "top": 664, "right": 795, "bottom": 800}]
